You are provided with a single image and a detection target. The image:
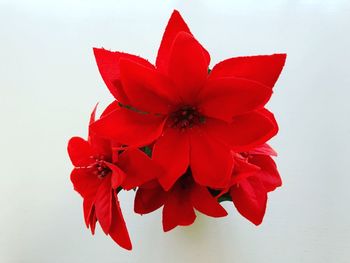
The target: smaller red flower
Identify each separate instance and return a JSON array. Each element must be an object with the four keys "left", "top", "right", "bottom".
[
  {"left": 228, "top": 144, "right": 282, "bottom": 225},
  {"left": 67, "top": 105, "right": 161, "bottom": 250},
  {"left": 134, "top": 170, "right": 227, "bottom": 232}
]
